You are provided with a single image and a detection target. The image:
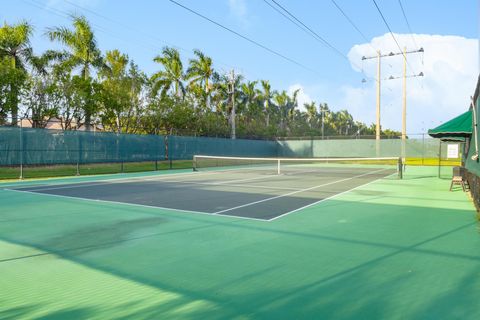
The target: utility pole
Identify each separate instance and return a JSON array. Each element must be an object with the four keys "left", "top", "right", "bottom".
[
  {"left": 362, "top": 50, "right": 382, "bottom": 156},
  {"left": 402, "top": 47, "right": 407, "bottom": 160},
  {"left": 362, "top": 47, "right": 424, "bottom": 158},
  {"left": 229, "top": 69, "right": 236, "bottom": 139},
  {"left": 376, "top": 50, "right": 381, "bottom": 143},
  {"left": 384, "top": 47, "right": 424, "bottom": 160}
]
